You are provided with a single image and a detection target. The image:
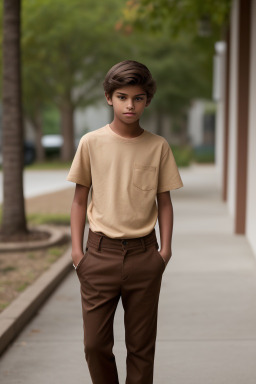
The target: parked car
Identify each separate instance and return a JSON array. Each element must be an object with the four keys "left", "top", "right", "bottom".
[
  {"left": 41, "top": 134, "right": 63, "bottom": 158},
  {"left": 24, "top": 140, "right": 36, "bottom": 165}
]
